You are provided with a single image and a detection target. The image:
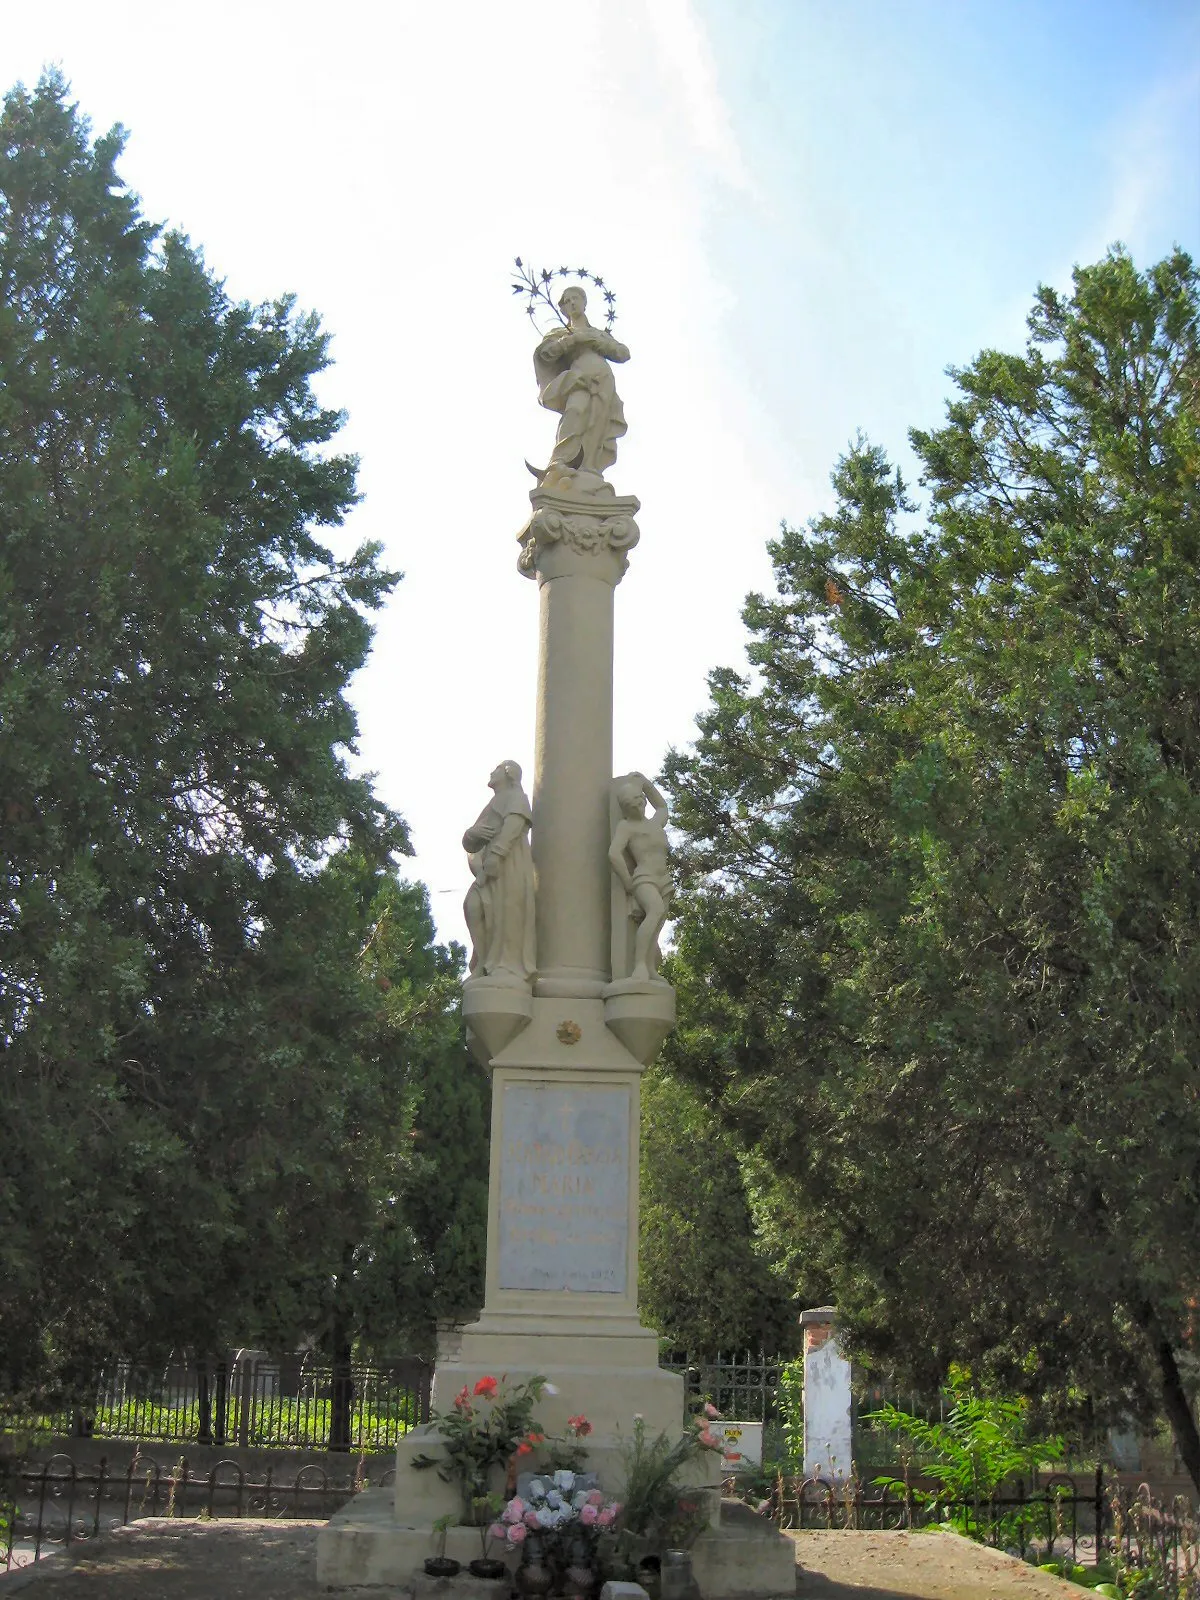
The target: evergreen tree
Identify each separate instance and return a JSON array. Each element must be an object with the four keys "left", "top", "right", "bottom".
[
  {"left": 639, "top": 1063, "right": 800, "bottom": 1354},
  {"left": 0, "top": 72, "right": 449, "bottom": 1407},
  {"left": 665, "top": 249, "right": 1200, "bottom": 1489}
]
